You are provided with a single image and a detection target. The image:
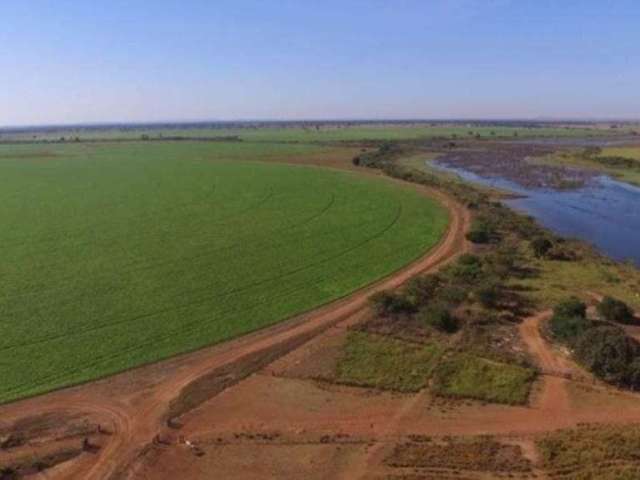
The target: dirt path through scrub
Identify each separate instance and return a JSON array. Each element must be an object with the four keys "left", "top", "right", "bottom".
[{"left": 0, "top": 170, "right": 470, "bottom": 480}]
